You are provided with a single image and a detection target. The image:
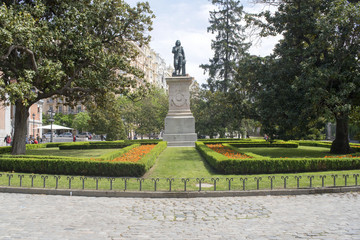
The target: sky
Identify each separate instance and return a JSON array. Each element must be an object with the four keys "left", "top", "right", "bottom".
[{"left": 126, "top": 0, "right": 280, "bottom": 85}]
